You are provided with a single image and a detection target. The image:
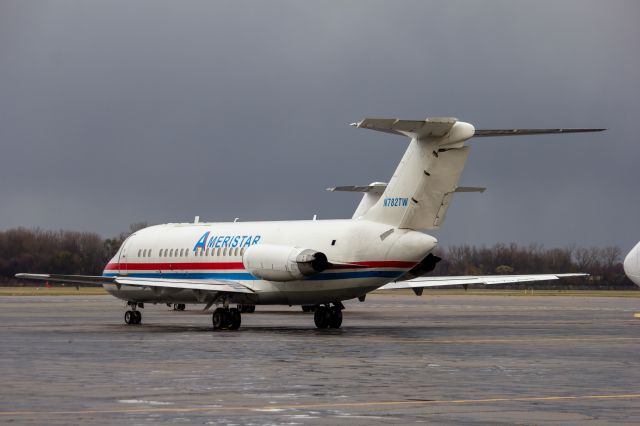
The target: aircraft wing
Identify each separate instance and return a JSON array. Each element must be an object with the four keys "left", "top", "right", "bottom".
[
  {"left": 15, "top": 273, "right": 254, "bottom": 294},
  {"left": 379, "top": 273, "right": 587, "bottom": 290}
]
